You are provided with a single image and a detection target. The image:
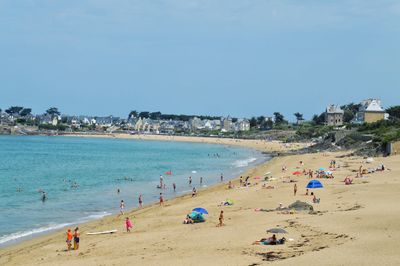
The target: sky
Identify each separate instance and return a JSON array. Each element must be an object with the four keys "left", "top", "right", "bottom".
[{"left": 0, "top": 0, "right": 399, "bottom": 121}]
